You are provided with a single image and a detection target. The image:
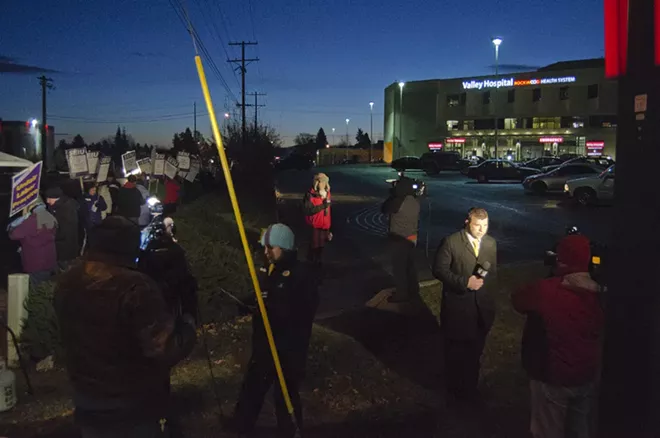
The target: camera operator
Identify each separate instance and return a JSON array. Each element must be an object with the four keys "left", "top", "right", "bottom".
[
  {"left": 382, "top": 175, "right": 421, "bottom": 303},
  {"left": 138, "top": 216, "right": 199, "bottom": 324},
  {"left": 513, "top": 234, "right": 604, "bottom": 438}
]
